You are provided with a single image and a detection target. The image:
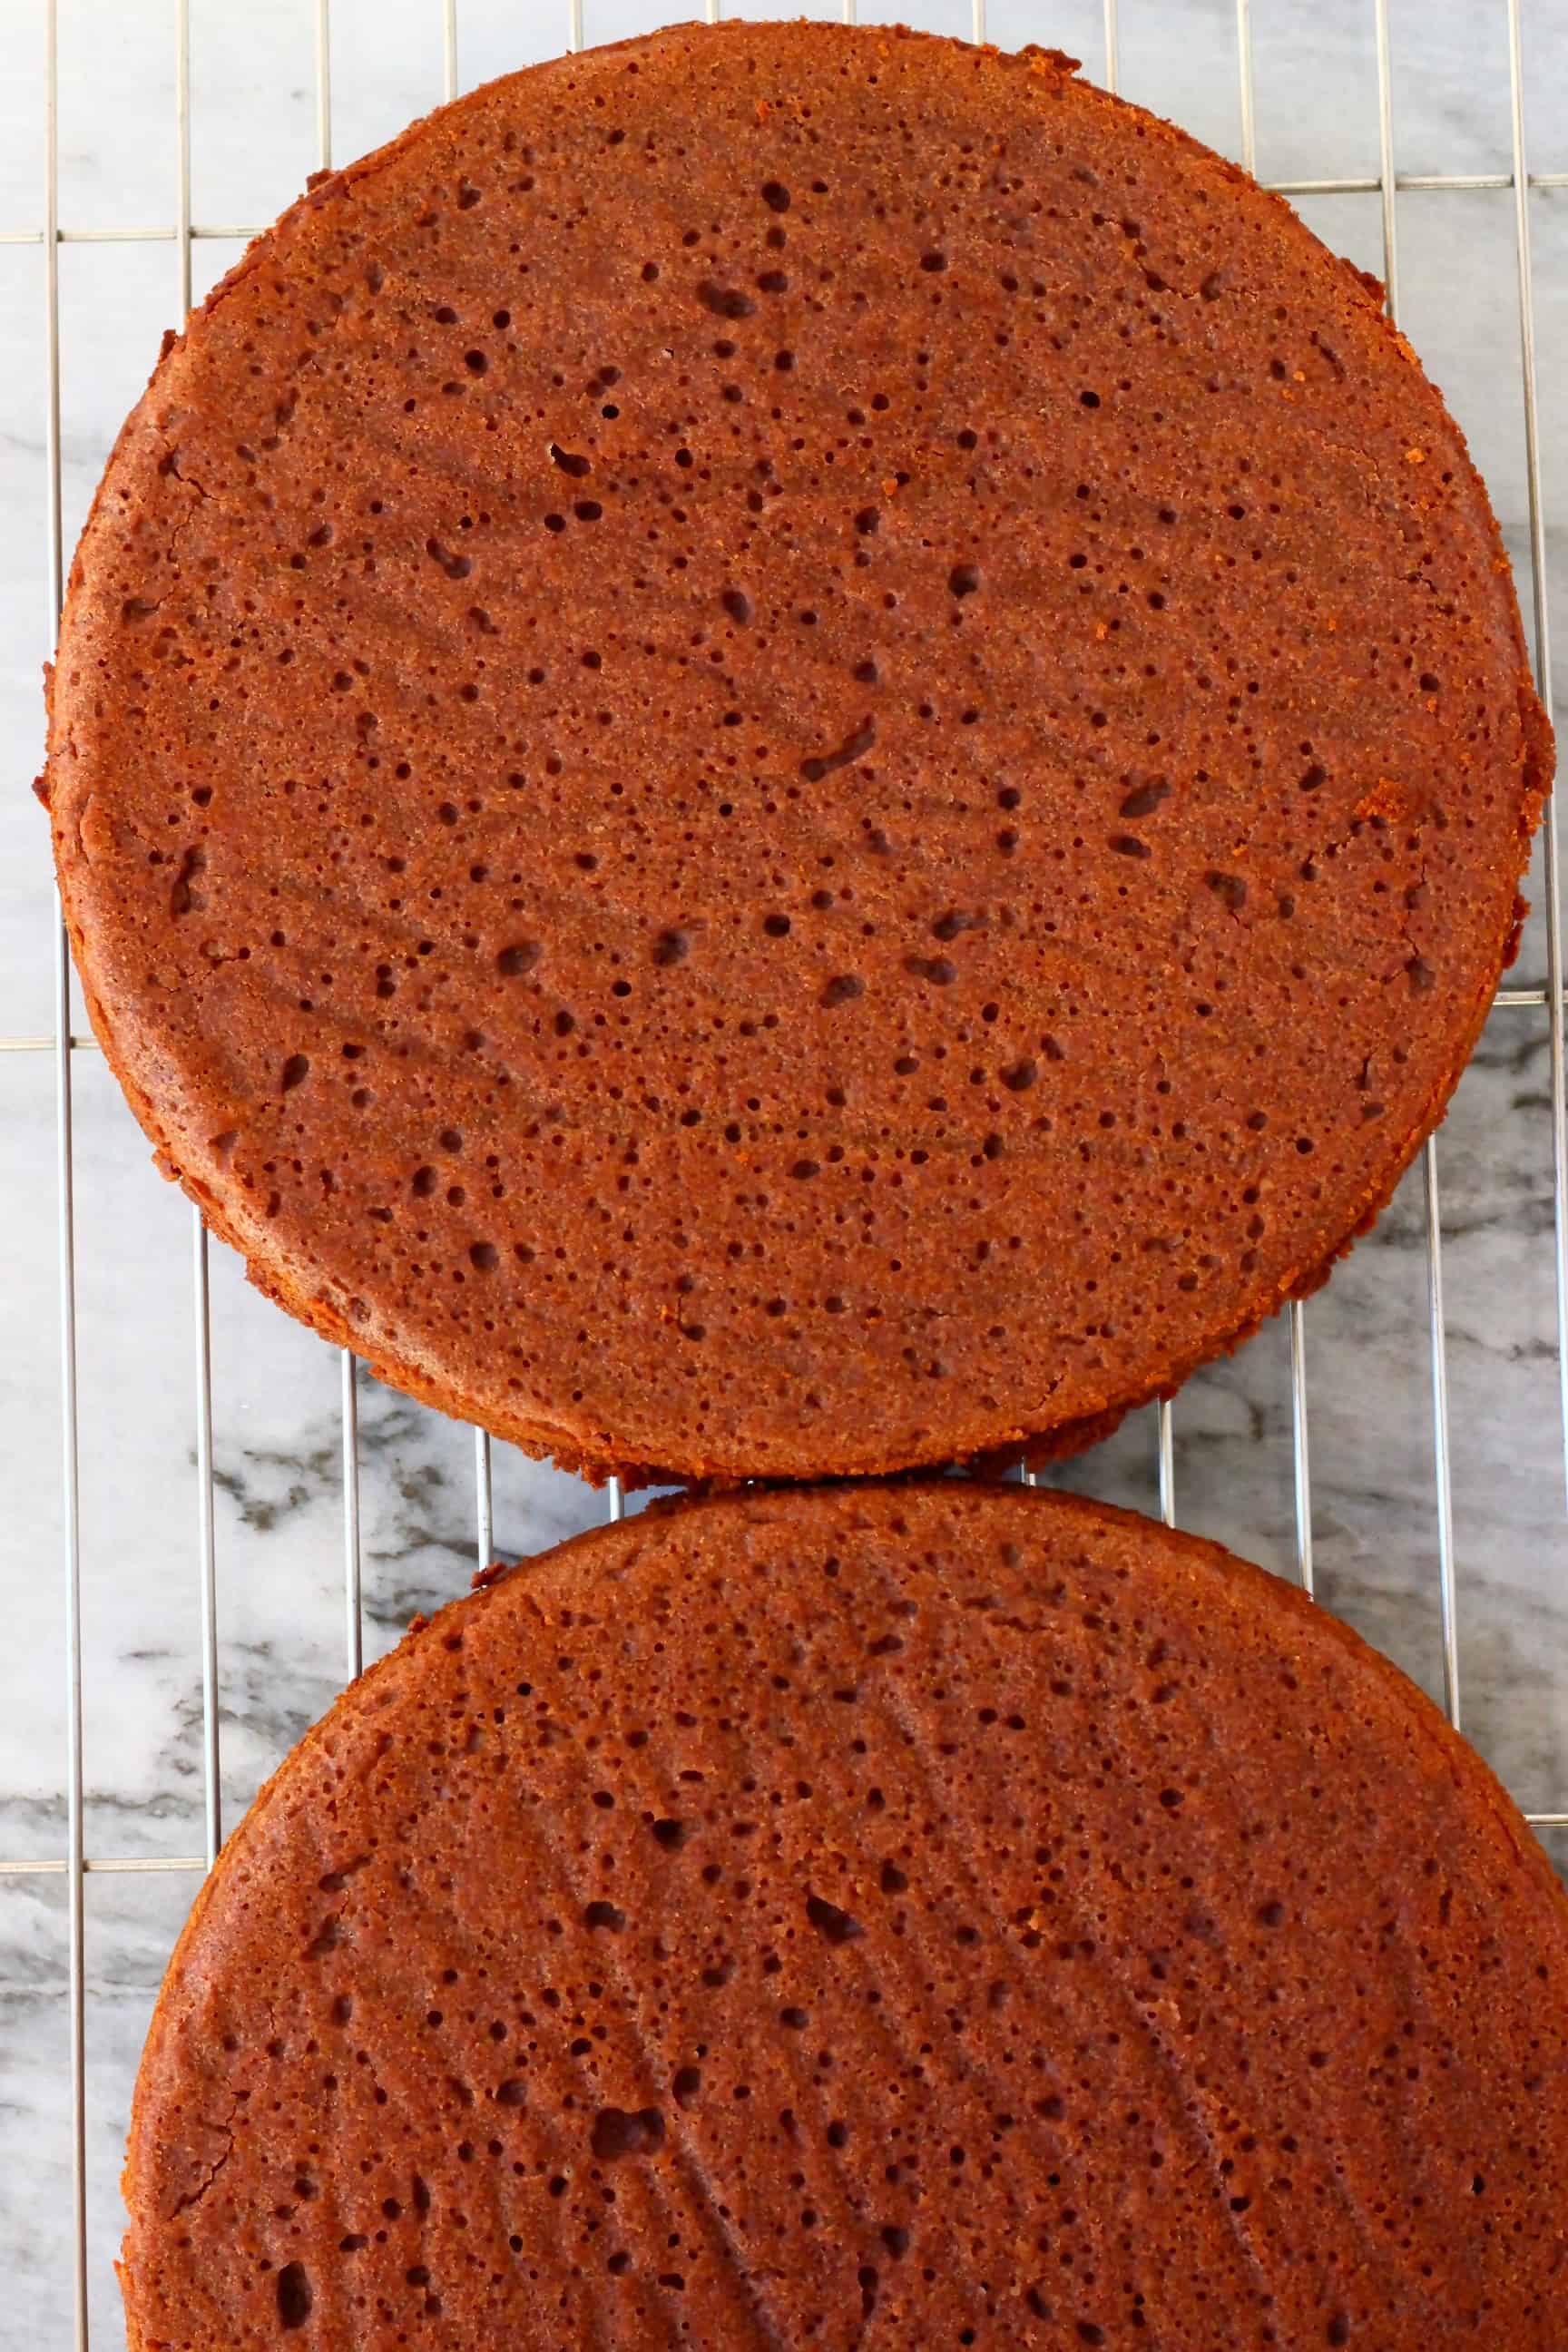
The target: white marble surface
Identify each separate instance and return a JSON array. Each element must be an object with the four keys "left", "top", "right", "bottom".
[{"left": 3, "top": 1, "right": 1567, "bottom": 2342}]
